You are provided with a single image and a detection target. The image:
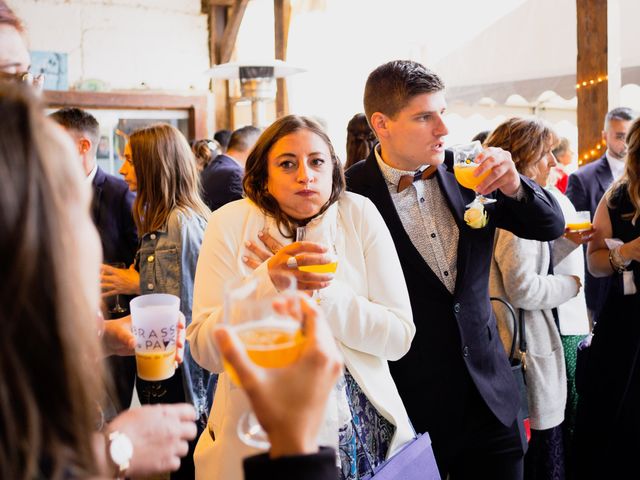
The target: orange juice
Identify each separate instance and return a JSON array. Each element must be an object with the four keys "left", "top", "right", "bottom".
[
  {"left": 298, "top": 262, "right": 338, "bottom": 274},
  {"left": 454, "top": 163, "right": 491, "bottom": 190},
  {"left": 135, "top": 349, "right": 176, "bottom": 381},
  {"left": 566, "top": 221, "right": 592, "bottom": 232},
  {"left": 224, "top": 321, "right": 304, "bottom": 386}
]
